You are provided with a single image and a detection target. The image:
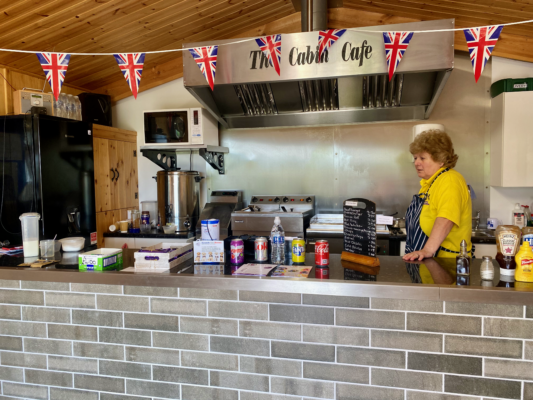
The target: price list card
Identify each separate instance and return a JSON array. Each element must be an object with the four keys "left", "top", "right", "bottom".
[{"left": 343, "top": 198, "right": 377, "bottom": 257}]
